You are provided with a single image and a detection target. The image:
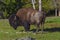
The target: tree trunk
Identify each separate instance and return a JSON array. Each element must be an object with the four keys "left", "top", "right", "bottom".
[
  {"left": 53, "top": 0, "right": 58, "bottom": 16},
  {"left": 39, "top": 0, "right": 41, "bottom": 11},
  {"left": 31, "top": 0, "right": 36, "bottom": 9},
  {"left": 58, "top": 9, "right": 60, "bottom": 16},
  {"left": 55, "top": 8, "right": 57, "bottom": 16}
]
